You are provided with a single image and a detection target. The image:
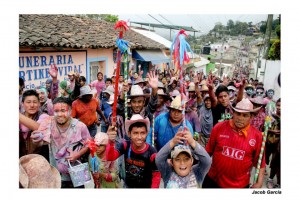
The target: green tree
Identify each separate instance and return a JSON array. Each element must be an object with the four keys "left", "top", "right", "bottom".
[{"left": 82, "top": 14, "right": 119, "bottom": 23}]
